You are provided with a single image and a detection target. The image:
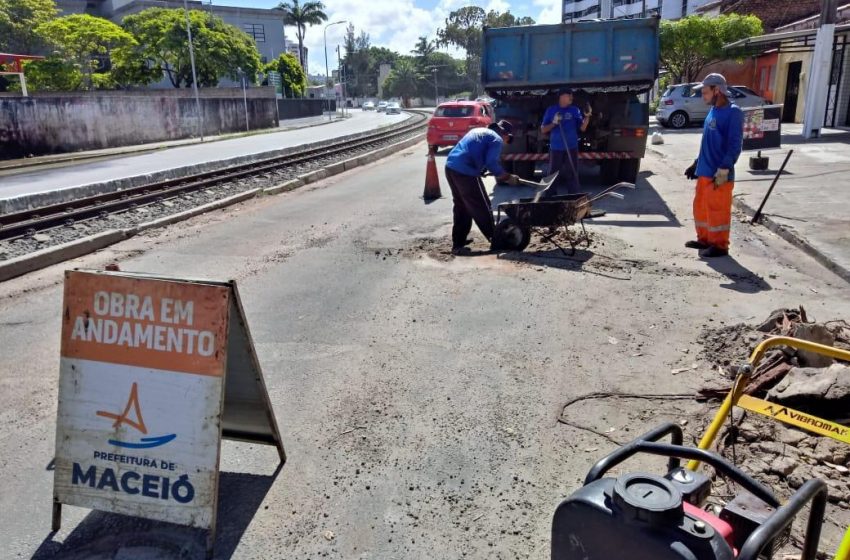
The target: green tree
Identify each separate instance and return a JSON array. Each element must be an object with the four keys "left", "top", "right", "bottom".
[
  {"left": 383, "top": 57, "right": 419, "bottom": 107},
  {"left": 342, "top": 23, "right": 372, "bottom": 97},
  {"left": 660, "top": 14, "right": 763, "bottom": 82},
  {"left": 411, "top": 36, "right": 435, "bottom": 59},
  {"left": 122, "top": 8, "right": 261, "bottom": 88},
  {"left": 437, "top": 7, "right": 534, "bottom": 96},
  {"left": 20, "top": 56, "right": 81, "bottom": 91},
  {"left": 35, "top": 14, "right": 138, "bottom": 90},
  {"left": 0, "top": 0, "right": 57, "bottom": 53},
  {"left": 277, "top": 0, "right": 327, "bottom": 70},
  {"left": 265, "top": 52, "right": 306, "bottom": 97}
]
